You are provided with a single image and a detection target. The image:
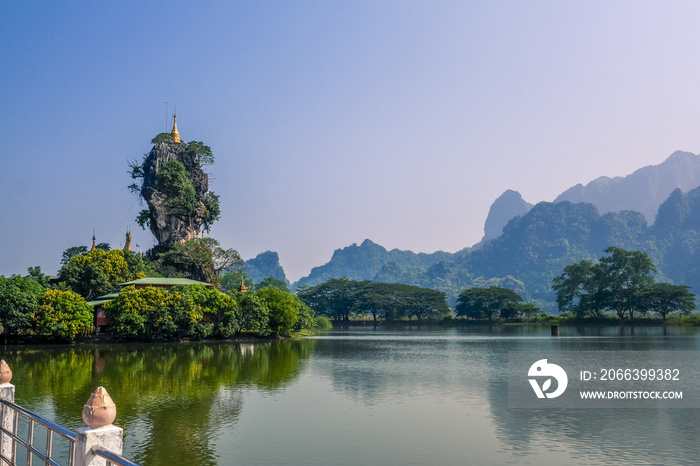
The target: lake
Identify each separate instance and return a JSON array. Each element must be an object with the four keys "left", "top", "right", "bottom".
[{"left": 4, "top": 325, "right": 700, "bottom": 465}]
